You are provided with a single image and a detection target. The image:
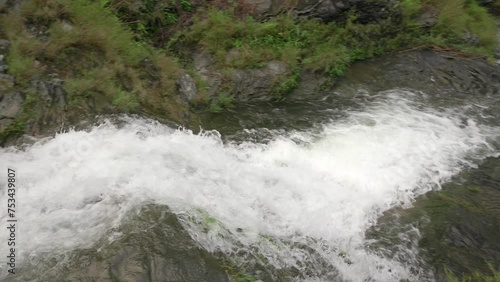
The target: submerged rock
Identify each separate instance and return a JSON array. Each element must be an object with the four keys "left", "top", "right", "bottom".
[
  {"left": 9, "top": 204, "right": 229, "bottom": 282},
  {"left": 337, "top": 50, "right": 500, "bottom": 103},
  {"left": 366, "top": 157, "right": 500, "bottom": 280}
]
